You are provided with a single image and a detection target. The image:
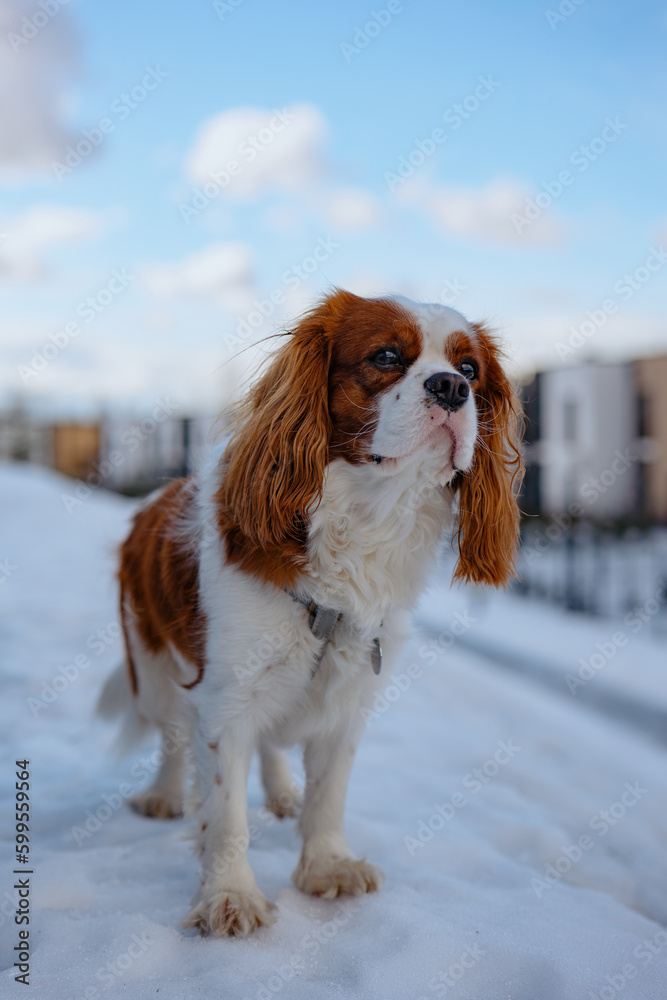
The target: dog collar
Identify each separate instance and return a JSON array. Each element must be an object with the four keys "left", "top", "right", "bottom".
[{"left": 288, "top": 590, "right": 382, "bottom": 677}]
